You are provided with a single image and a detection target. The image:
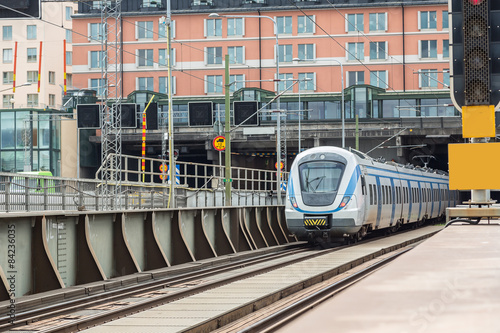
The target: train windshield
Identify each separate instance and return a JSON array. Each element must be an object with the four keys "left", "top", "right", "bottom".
[{"left": 299, "top": 161, "right": 345, "bottom": 193}]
